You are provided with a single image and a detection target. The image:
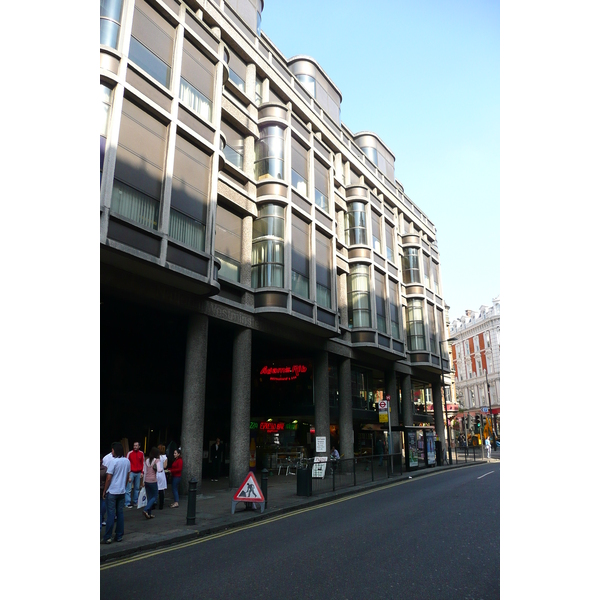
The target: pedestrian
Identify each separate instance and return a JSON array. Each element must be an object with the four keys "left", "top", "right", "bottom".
[
  {"left": 485, "top": 436, "right": 491, "bottom": 459},
  {"left": 166, "top": 448, "right": 183, "bottom": 508},
  {"left": 102, "top": 442, "right": 131, "bottom": 544},
  {"left": 376, "top": 437, "right": 384, "bottom": 466},
  {"left": 101, "top": 457, "right": 108, "bottom": 528},
  {"left": 157, "top": 444, "right": 168, "bottom": 510},
  {"left": 125, "top": 441, "right": 145, "bottom": 509},
  {"left": 210, "top": 438, "right": 223, "bottom": 482},
  {"left": 142, "top": 447, "right": 160, "bottom": 519}
]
